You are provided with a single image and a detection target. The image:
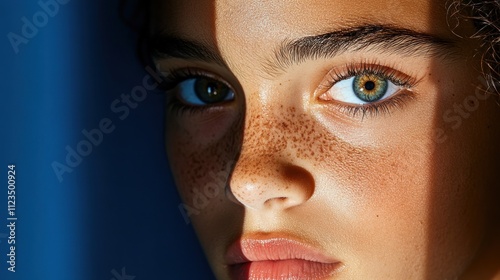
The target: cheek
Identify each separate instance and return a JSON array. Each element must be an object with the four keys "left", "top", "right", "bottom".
[
  {"left": 312, "top": 125, "right": 435, "bottom": 262},
  {"left": 165, "top": 106, "right": 244, "bottom": 219}
]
